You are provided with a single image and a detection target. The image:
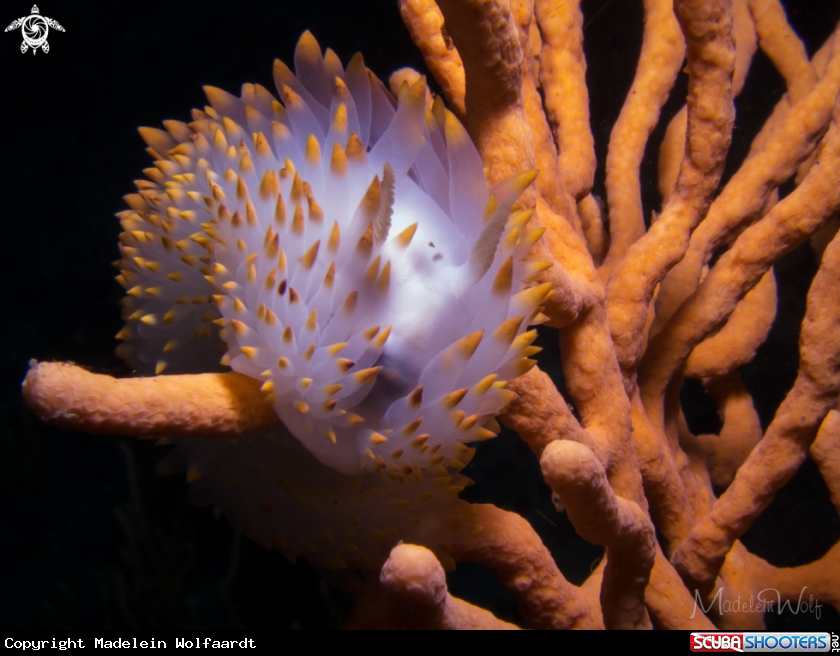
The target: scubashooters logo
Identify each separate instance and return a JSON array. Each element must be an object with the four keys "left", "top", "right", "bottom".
[
  {"left": 690, "top": 632, "right": 835, "bottom": 652},
  {"left": 4, "top": 5, "right": 64, "bottom": 54}
]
